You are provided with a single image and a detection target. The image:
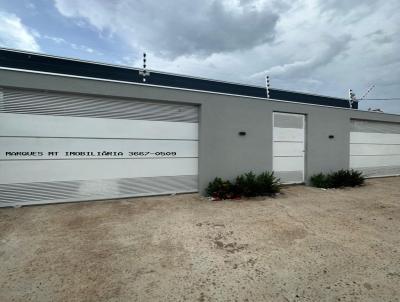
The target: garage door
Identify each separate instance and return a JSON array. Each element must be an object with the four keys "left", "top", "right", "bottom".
[
  {"left": 0, "top": 88, "right": 199, "bottom": 207},
  {"left": 273, "top": 112, "right": 305, "bottom": 183},
  {"left": 350, "top": 119, "right": 400, "bottom": 177}
]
